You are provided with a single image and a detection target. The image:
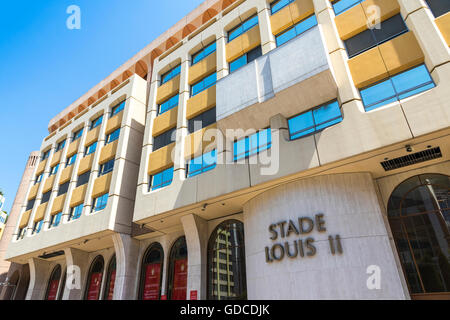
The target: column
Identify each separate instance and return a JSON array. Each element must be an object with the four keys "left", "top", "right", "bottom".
[
  {"left": 62, "top": 247, "right": 90, "bottom": 300},
  {"left": 26, "top": 258, "right": 51, "bottom": 300},
  {"left": 258, "top": 3, "right": 277, "bottom": 55},
  {"left": 216, "top": 31, "right": 229, "bottom": 80}
]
